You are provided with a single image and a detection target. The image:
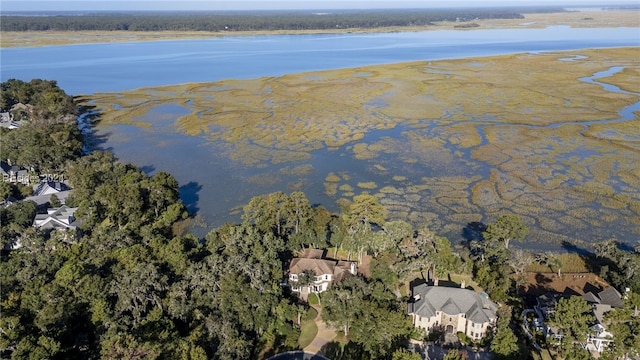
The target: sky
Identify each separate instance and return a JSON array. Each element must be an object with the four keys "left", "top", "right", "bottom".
[{"left": 2, "top": 0, "right": 639, "bottom": 12}]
